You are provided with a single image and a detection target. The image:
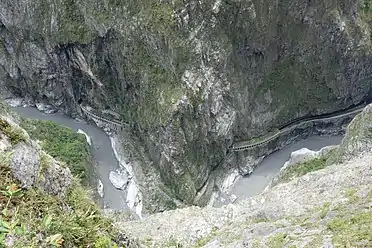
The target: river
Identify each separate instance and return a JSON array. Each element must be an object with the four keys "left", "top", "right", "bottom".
[
  {"left": 13, "top": 106, "right": 128, "bottom": 210},
  {"left": 12, "top": 106, "right": 344, "bottom": 209},
  {"left": 230, "top": 135, "right": 343, "bottom": 201}
]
